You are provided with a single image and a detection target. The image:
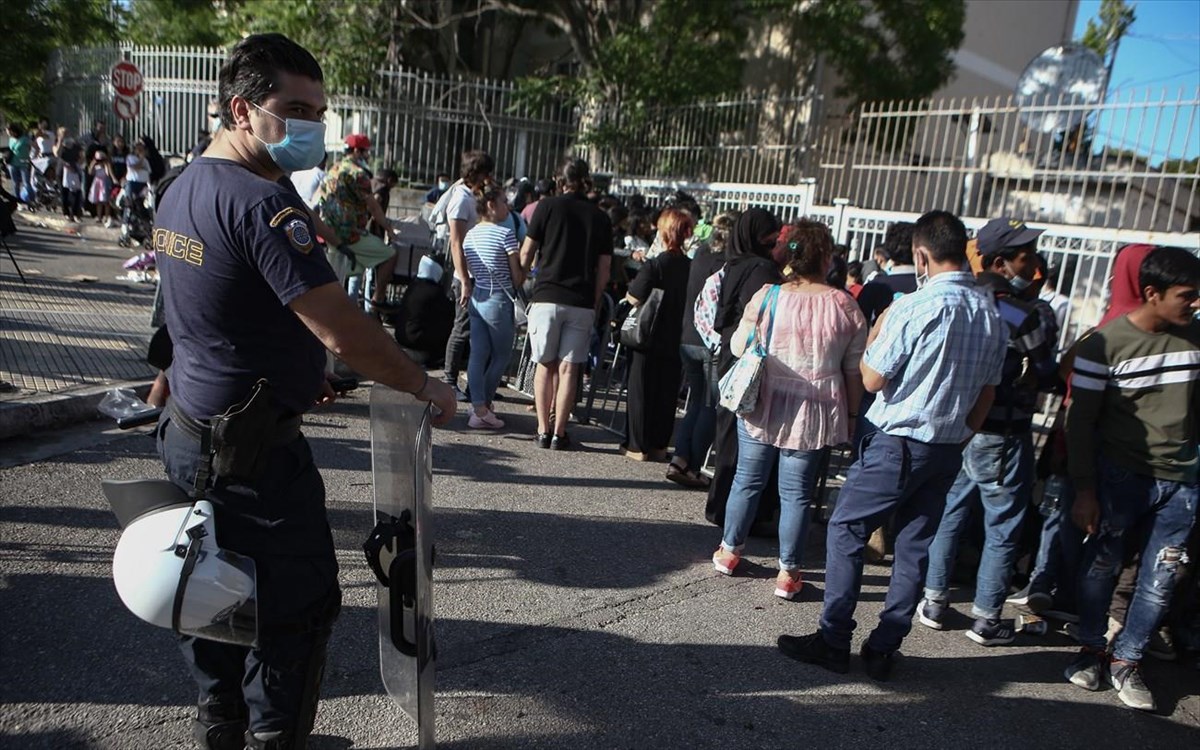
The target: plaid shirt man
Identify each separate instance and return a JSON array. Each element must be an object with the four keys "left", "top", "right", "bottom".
[{"left": 863, "top": 271, "right": 1008, "bottom": 444}]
